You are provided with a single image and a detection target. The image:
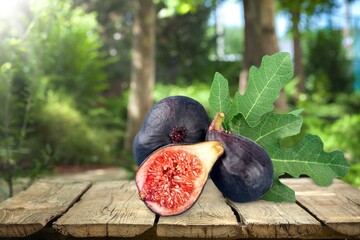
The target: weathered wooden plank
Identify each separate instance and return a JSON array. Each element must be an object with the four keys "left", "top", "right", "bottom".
[
  {"left": 0, "top": 180, "right": 91, "bottom": 237},
  {"left": 282, "top": 178, "right": 360, "bottom": 237},
  {"left": 47, "top": 168, "right": 129, "bottom": 183},
  {"left": 282, "top": 178, "right": 360, "bottom": 204},
  {"left": 53, "top": 180, "right": 155, "bottom": 237},
  {"left": 156, "top": 180, "right": 240, "bottom": 238},
  {"left": 229, "top": 199, "right": 322, "bottom": 238}
]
